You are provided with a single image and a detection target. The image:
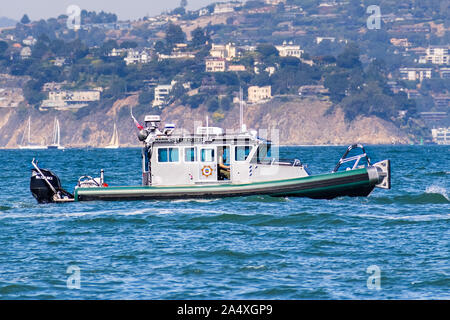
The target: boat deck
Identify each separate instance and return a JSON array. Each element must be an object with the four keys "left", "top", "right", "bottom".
[{"left": 74, "top": 168, "right": 378, "bottom": 202}]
